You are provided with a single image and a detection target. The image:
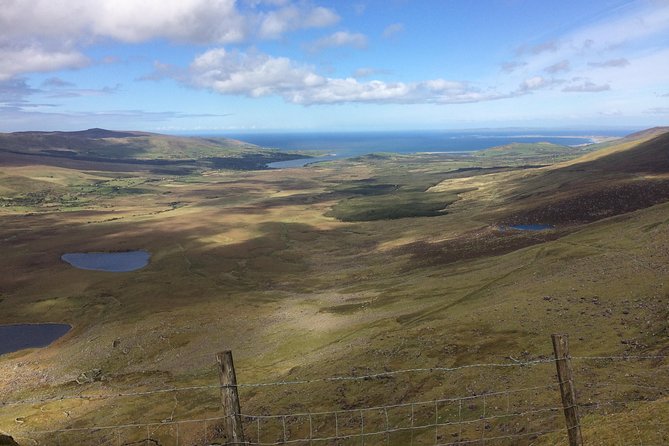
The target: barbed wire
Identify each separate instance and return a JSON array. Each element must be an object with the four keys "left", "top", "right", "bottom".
[
  {"left": 0, "top": 383, "right": 222, "bottom": 407},
  {"left": 571, "top": 354, "right": 668, "bottom": 362},
  {"left": 22, "top": 401, "right": 563, "bottom": 445},
  {"left": 8, "top": 352, "right": 669, "bottom": 445},
  {"left": 28, "top": 414, "right": 229, "bottom": 435},
  {"left": 4, "top": 353, "right": 666, "bottom": 408},
  {"left": 239, "top": 383, "right": 560, "bottom": 419},
  {"left": 235, "top": 357, "right": 558, "bottom": 388},
  {"left": 0, "top": 357, "right": 556, "bottom": 407},
  {"left": 233, "top": 408, "right": 562, "bottom": 445}
]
